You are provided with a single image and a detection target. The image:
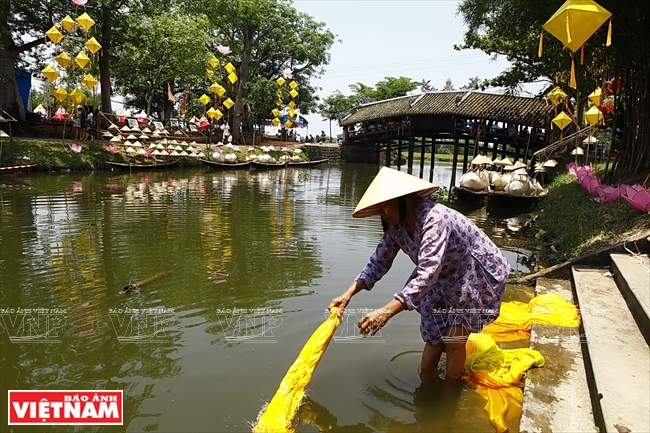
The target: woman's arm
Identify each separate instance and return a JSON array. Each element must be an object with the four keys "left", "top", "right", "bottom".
[
  {"left": 328, "top": 280, "right": 366, "bottom": 315},
  {"left": 358, "top": 298, "right": 406, "bottom": 336}
]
